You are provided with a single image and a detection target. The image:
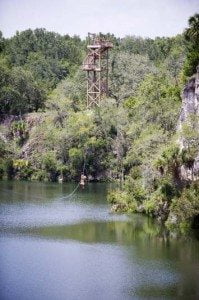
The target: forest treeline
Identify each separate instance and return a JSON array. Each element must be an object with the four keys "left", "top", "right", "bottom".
[
  {"left": 1, "top": 24, "right": 194, "bottom": 115},
  {"left": 0, "top": 14, "right": 199, "bottom": 232}
]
